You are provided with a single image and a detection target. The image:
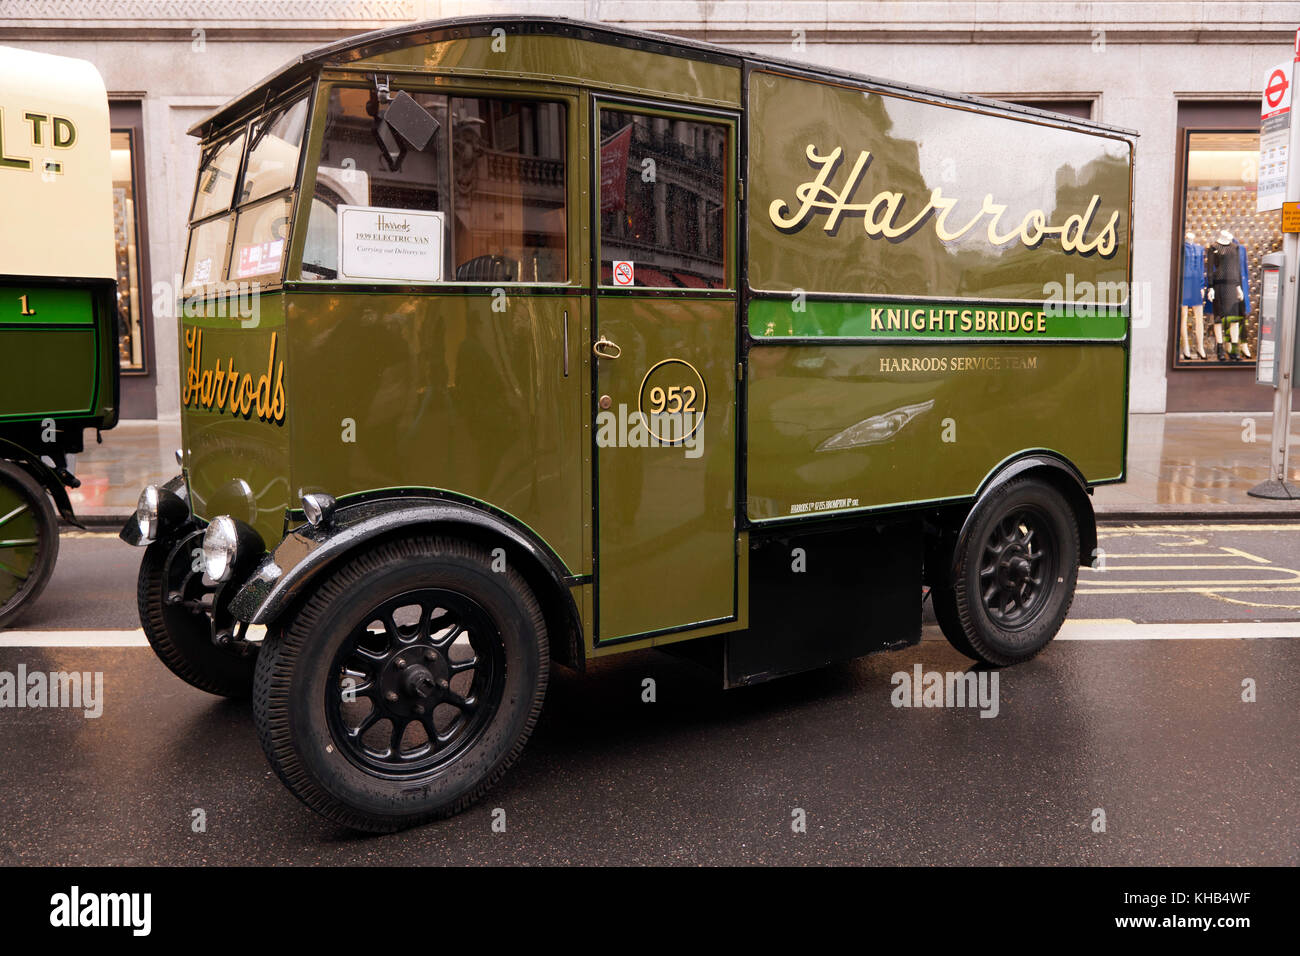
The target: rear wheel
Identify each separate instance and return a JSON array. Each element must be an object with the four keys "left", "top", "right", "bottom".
[
  {"left": 930, "top": 580, "right": 980, "bottom": 660},
  {"left": 253, "top": 536, "right": 548, "bottom": 832},
  {"left": 947, "top": 477, "right": 1080, "bottom": 666},
  {"left": 0, "top": 461, "right": 59, "bottom": 628},
  {"left": 137, "top": 531, "right": 256, "bottom": 697}
]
